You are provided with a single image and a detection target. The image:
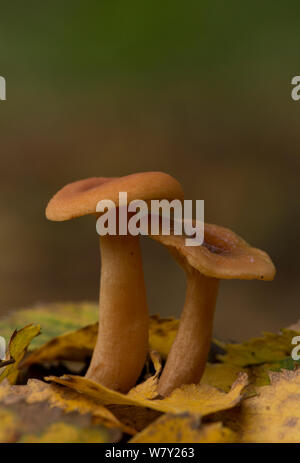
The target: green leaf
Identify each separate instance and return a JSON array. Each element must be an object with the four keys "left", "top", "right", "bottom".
[{"left": 0, "top": 302, "right": 98, "bottom": 350}]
